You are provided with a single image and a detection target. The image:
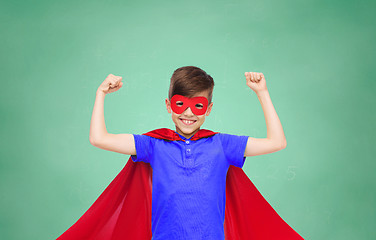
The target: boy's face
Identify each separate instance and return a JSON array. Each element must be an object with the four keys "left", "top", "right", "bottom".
[{"left": 165, "top": 90, "right": 214, "bottom": 140}]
